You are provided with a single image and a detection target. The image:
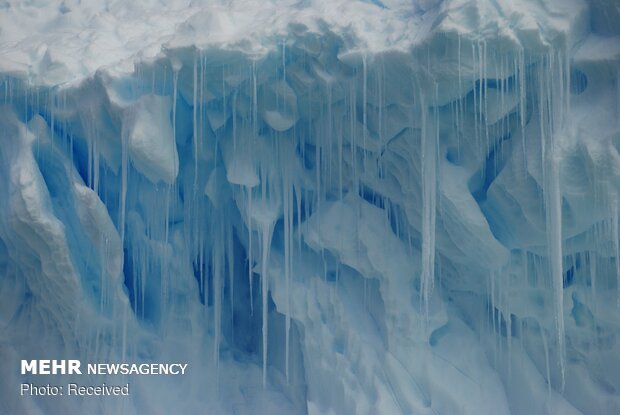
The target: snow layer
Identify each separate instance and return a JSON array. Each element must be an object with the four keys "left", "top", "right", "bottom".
[{"left": 1, "top": 0, "right": 620, "bottom": 414}]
